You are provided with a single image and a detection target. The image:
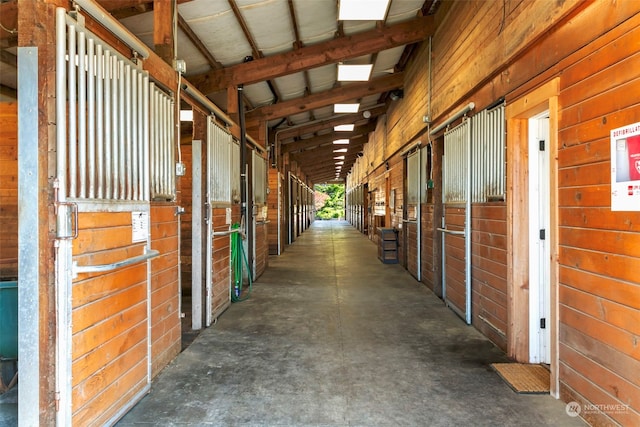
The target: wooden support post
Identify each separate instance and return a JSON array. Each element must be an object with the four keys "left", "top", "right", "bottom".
[
  {"left": 226, "top": 85, "right": 240, "bottom": 139},
  {"left": 153, "top": 0, "right": 175, "bottom": 65},
  {"left": 17, "top": 1, "right": 67, "bottom": 425}
]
